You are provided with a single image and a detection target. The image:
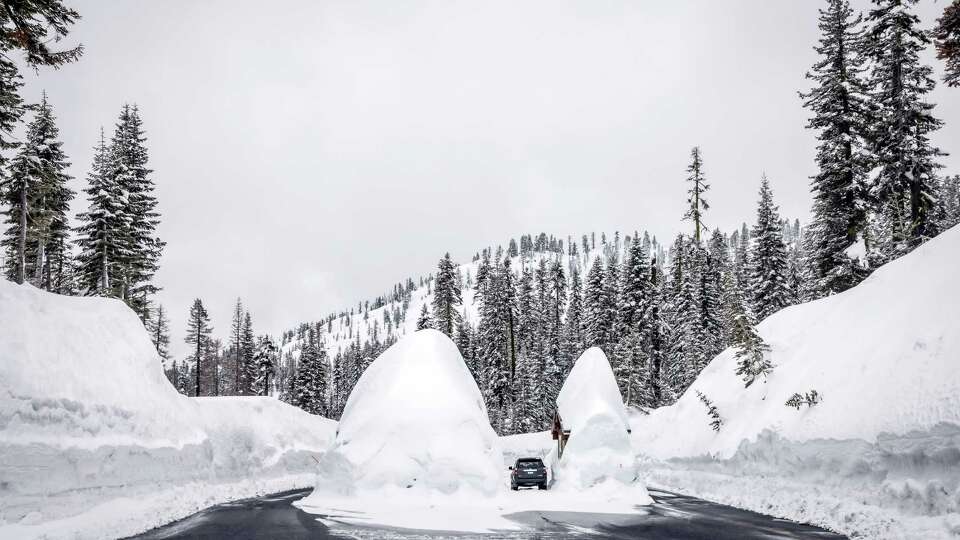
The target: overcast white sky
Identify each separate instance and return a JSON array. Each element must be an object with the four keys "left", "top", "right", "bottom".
[{"left": 13, "top": 0, "right": 959, "bottom": 358}]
